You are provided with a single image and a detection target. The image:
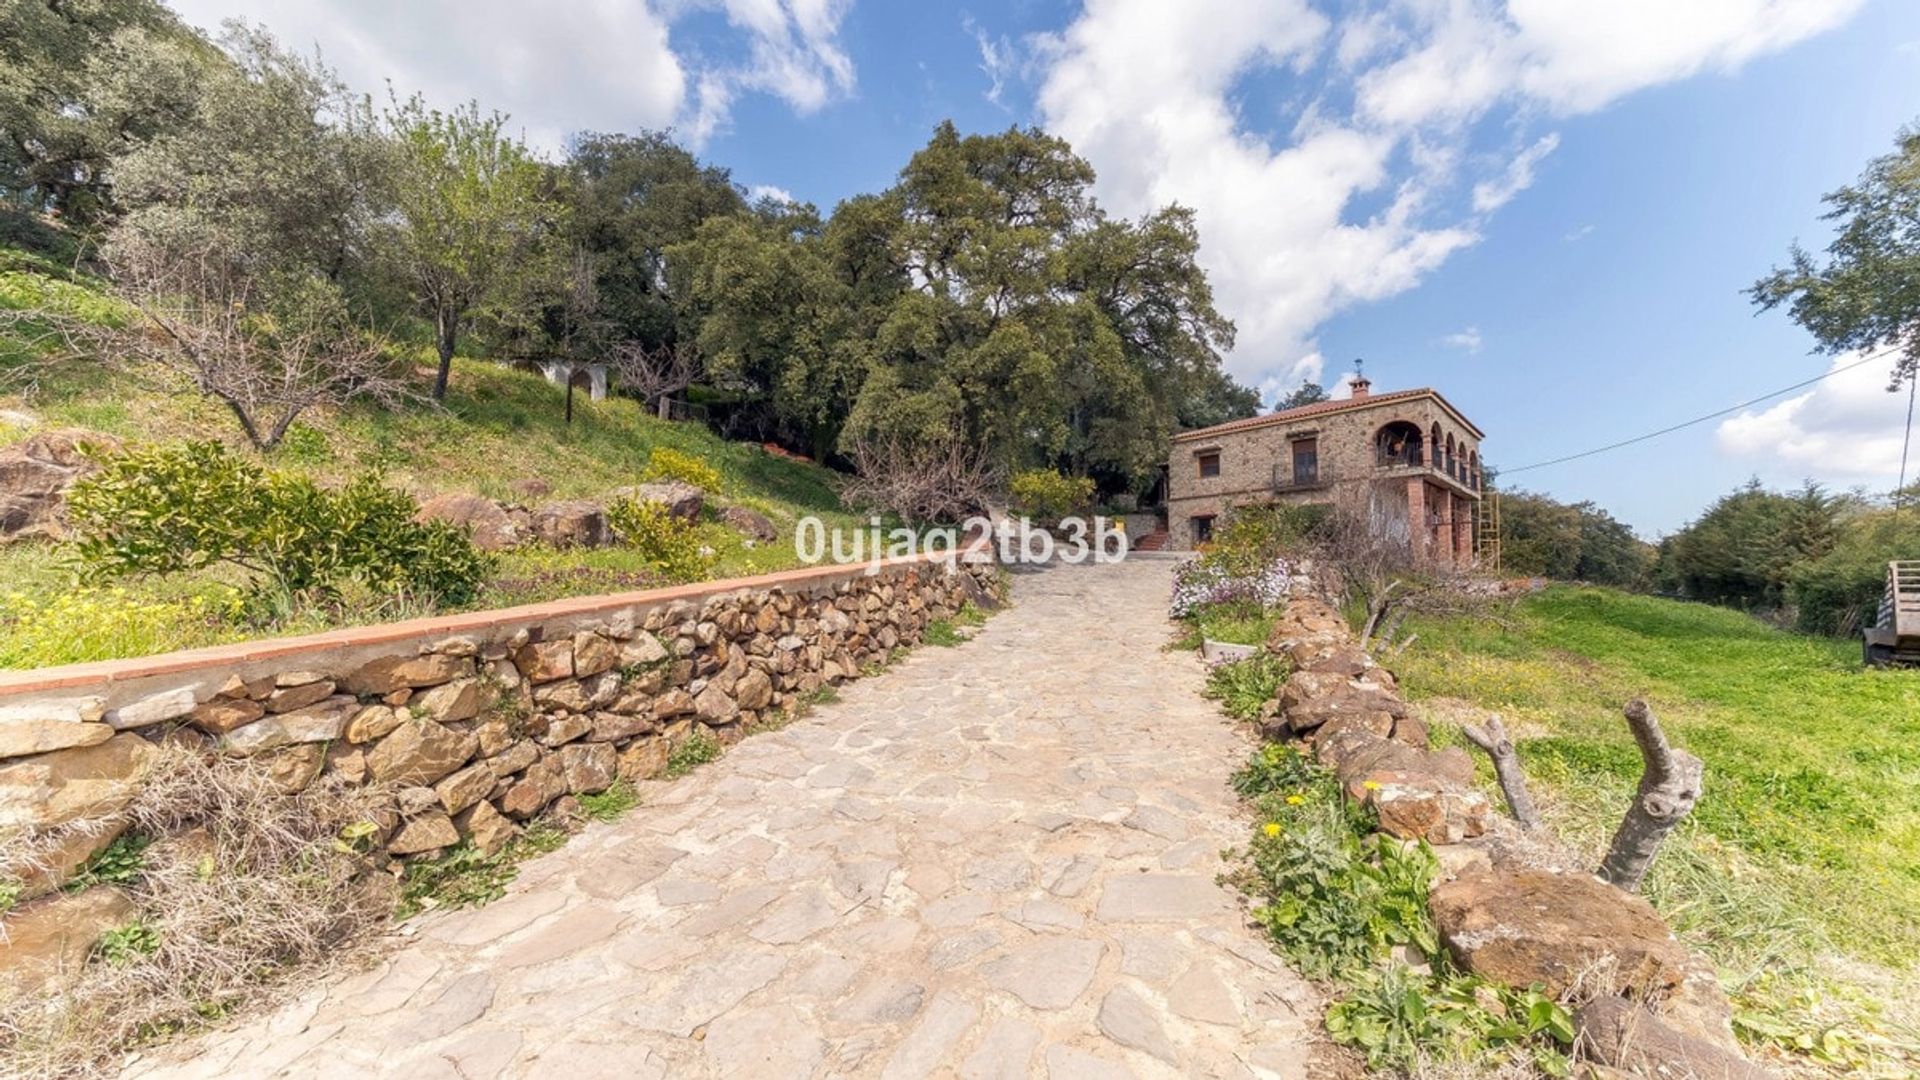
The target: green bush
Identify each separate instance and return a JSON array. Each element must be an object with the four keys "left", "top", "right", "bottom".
[
  {"left": 641, "top": 446, "right": 723, "bottom": 492},
  {"left": 1203, "top": 653, "right": 1289, "bottom": 722},
  {"left": 1009, "top": 469, "right": 1094, "bottom": 522},
  {"left": 606, "top": 496, "right": 715, "bottom": 583},
  {"left": 66, "top": 441, "right": 493, "bottom": 606},
  {"left": 1204, "top": 503, "right": 1323, "bottom": 577}
]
